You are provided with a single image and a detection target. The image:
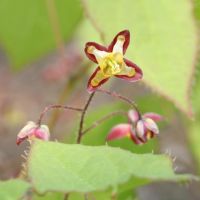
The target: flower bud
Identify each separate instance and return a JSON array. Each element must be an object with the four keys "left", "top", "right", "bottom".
[
  {"left": 143, "top": 118, "right": 159, "bottom": 135},
  {"left": 128, "top": 109, "right": 139, "bottom": 123},
  {"left": 16, "top": 121, "right": 50, "bottom": 145}
]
